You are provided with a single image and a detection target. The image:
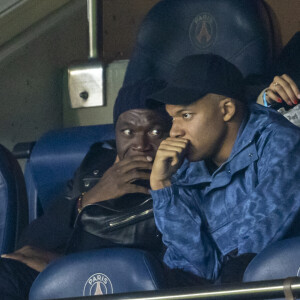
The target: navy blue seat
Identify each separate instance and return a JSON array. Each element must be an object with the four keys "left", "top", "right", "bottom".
[
  {"left": 29, "top": 248, "right": 166, "bottom": 299},
  {"left": 243, "top": 238, "right": 300, "bottom": 299},
  {"left": 24, "top": 124, "right": 115, "bottom": 222},
  {"left": 243, "top": 238, "right": 300, "bottom": 282},
  {"left": 0, "top": 145, "right": 28, "bottom": 254},
  {"left": 124, "top": 0, "right": 274, "bottom": 86}
]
